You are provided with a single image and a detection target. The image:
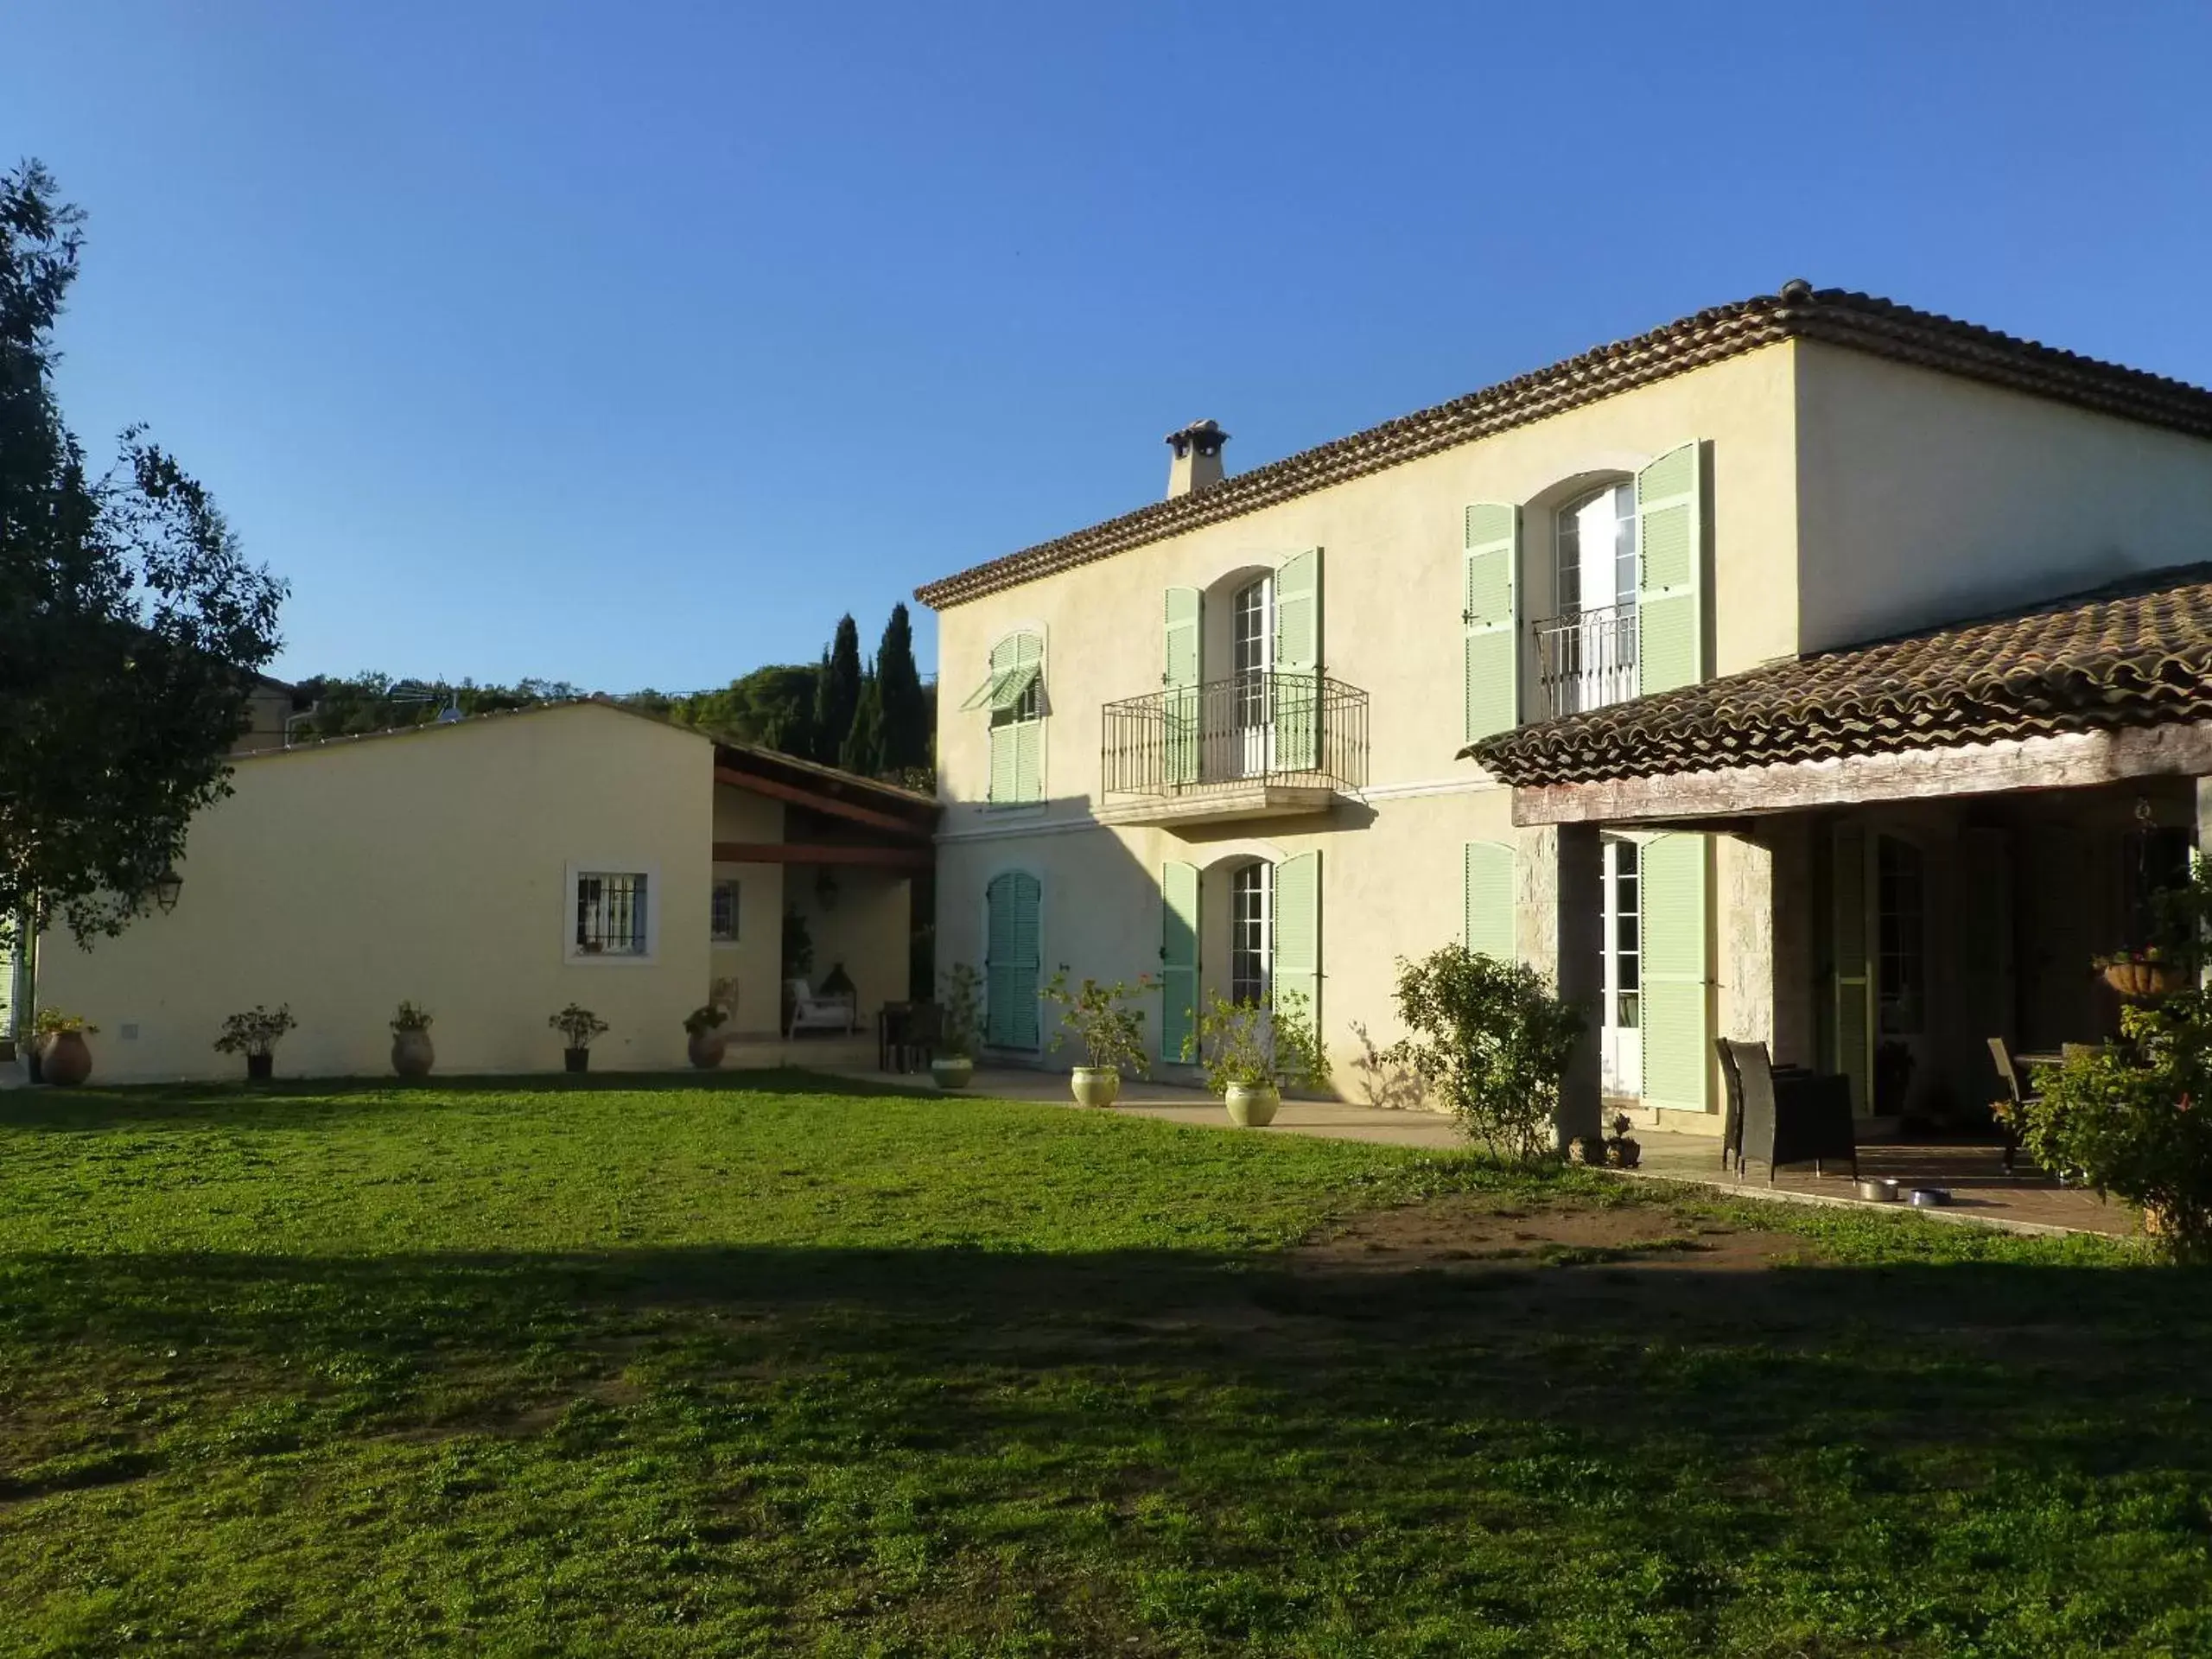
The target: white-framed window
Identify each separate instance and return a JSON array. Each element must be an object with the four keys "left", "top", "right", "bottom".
[
  {"left": 710, "top": 878, "right": 741, "bottom": 944},
  {"left": 564, "top": 864, "right": 660, "bottom": 965},
  {"left": 1555, "top": 480, "right": 1637, "bottom": 617},
  {"left": 1230, "top": 861, "right": 1272, "bottom": 1006}
]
